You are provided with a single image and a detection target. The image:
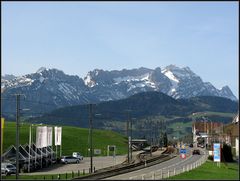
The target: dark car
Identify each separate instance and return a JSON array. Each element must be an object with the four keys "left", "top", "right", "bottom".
[
  {"left": 189, "top": 143, "right": 193, "bottom": 148},
  {"left": 192, "top": 149, "right": 200, "bottom": 155}
]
